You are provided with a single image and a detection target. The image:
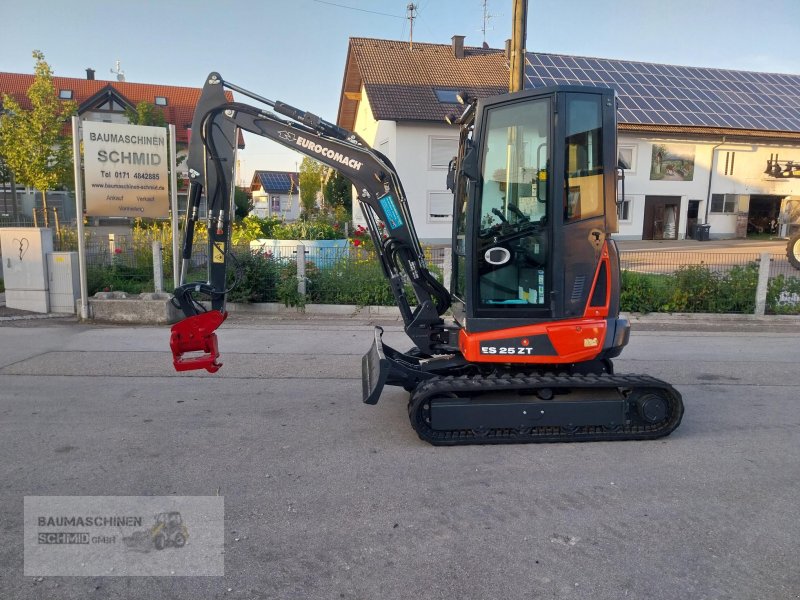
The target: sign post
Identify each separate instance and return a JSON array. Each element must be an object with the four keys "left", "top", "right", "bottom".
[
  {"left": 72, "top": 120, "right": 173, "bottom": 318},
  {"left": 71, "top": 116, "right": 89, "bottom": 319}
]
